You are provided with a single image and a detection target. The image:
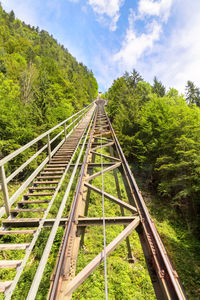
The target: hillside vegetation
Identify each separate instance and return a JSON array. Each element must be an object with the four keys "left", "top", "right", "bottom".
[
  {"left": 106, "top": 71, "right": 200, "bottom": 298},
  {"left": 0, "top": 4, "right": 98, "bottom": 160},
  {"left": 0, "top": 3, "right": 200, "bottom": 299},
  {"left": 107, "top": 70, "right": 200, "bottom": 234}
]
